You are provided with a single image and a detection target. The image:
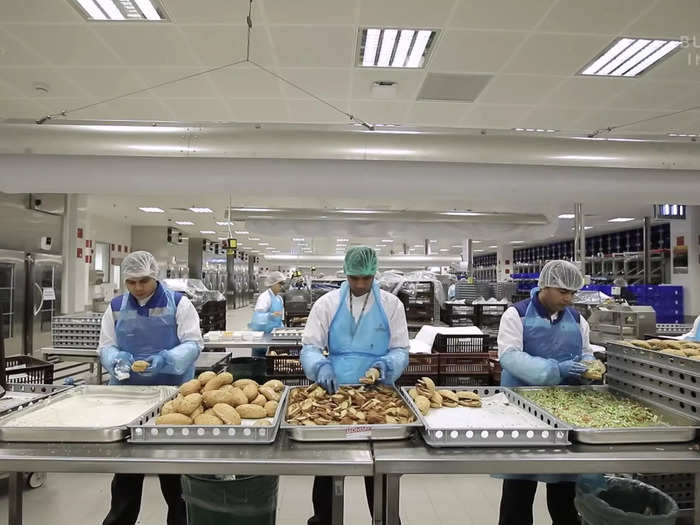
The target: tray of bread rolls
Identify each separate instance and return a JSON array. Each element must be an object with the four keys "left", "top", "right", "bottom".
[{"left": 128, "top": 371, "right": 288, "bottom": 444}]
